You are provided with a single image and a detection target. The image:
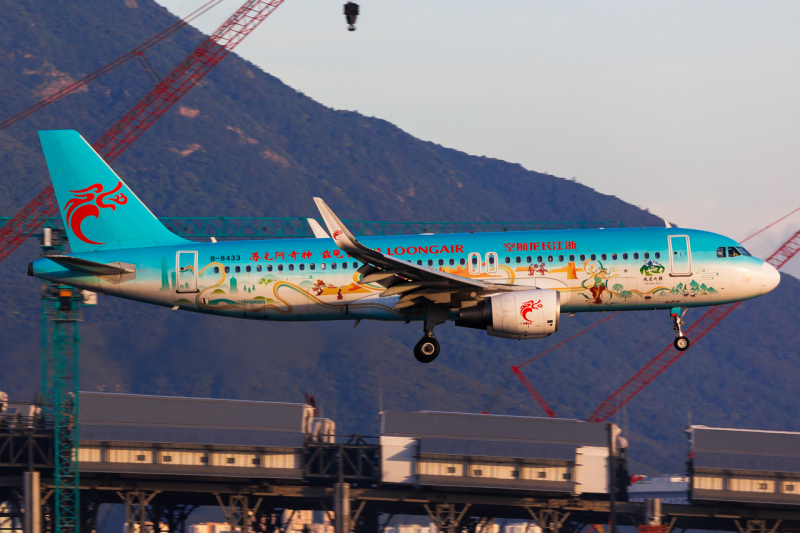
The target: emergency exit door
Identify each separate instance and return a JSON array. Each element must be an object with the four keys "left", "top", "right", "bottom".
[
  {"left": 176, "top": 251, "right": 198, "bottom": 292},
  {"left": 668, "top": 236, "right": 692, "bottom": 276}
]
